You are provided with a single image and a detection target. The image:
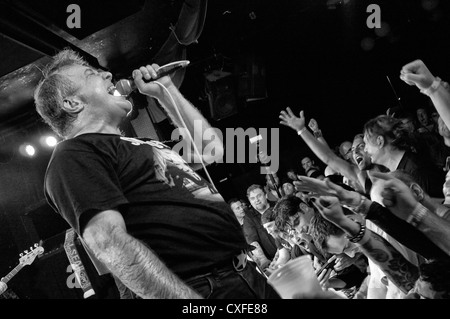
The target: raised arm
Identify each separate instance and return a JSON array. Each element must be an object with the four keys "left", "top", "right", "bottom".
[
  {"left": 279, "top": 108, "right": 361, "bottom": 188},
  {"left": 312, "top": 196, "right": 419, "bottom": 294},
  {"left": 371, "top": 171, "right": 450, "bottom": 256},
  {"left": 133, "top": 65, "right": 224, "bottom": 165},
  {"left": 308, "top": 118, "right": 331, "bottom": 149},
  {"left": 400, "top": 60, "right": 450, "bottom": 130},
  {"left": 300, "top": 177, "right": 449, "bottom": 260},
  {"left": 82, "top": 209, "right": 202, "bottom": 299}
]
